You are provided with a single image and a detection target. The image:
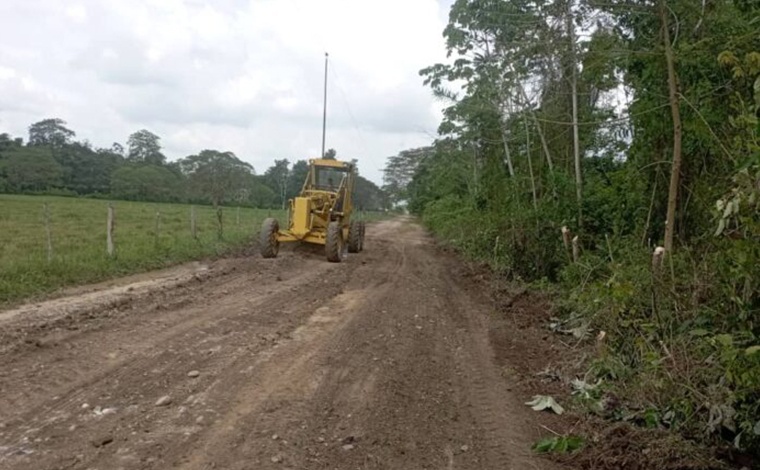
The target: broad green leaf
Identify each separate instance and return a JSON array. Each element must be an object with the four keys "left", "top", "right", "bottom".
[
  {"left": 745, "top": 345, "right": 760, "bottom": 356},
  {"left": 532, "top": 437, "right": 556, "bottom": 453},
  {"left": 532, "top": 435, "right": 584, "bottom": 454}
]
